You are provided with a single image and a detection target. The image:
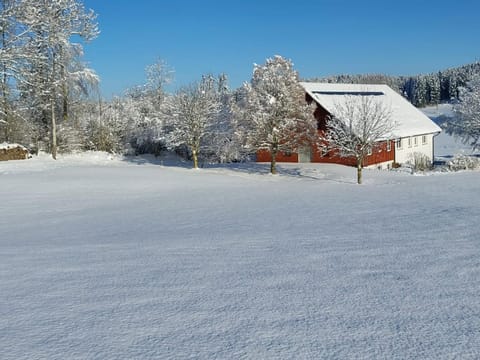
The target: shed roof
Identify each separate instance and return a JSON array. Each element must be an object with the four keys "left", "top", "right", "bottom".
[{"left": 300, "top": 82, "right": 442, "bottom": 138}]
